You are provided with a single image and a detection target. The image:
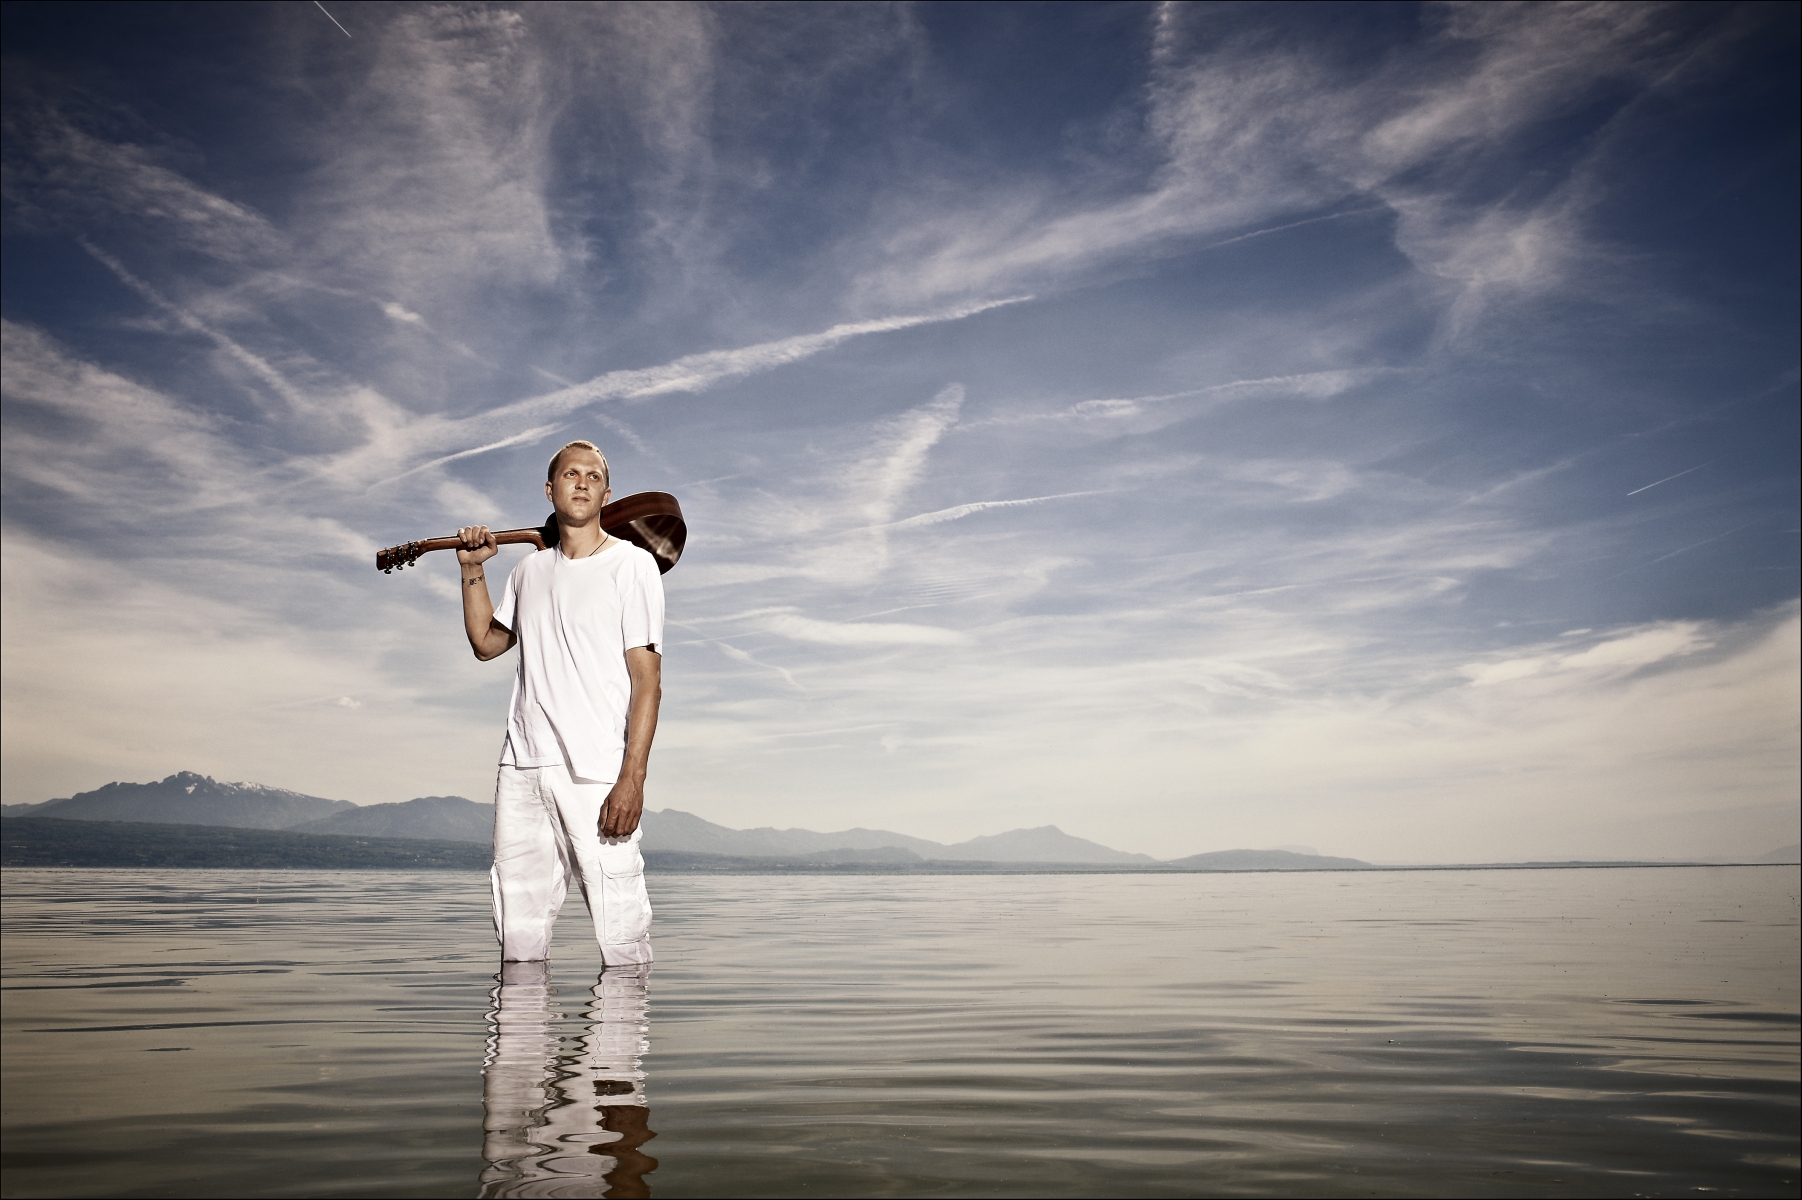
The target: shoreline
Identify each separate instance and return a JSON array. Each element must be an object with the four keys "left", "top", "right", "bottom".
[{"left": 4, "top": 818, "right": 1794, "bottom": 874}]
